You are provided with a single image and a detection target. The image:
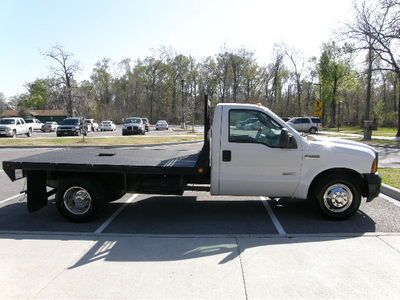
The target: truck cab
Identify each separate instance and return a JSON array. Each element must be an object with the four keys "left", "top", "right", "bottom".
[{"left": 211, "top": 103, "right": 380, "bottom": 219}]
